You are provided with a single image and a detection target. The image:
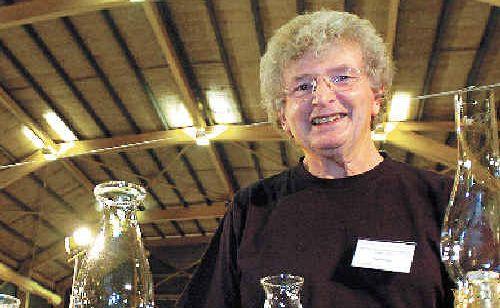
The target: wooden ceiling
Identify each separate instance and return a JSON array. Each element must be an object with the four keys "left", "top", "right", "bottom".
[{"left": 0, "top": 0, "right": 498, "bottom": 306}]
